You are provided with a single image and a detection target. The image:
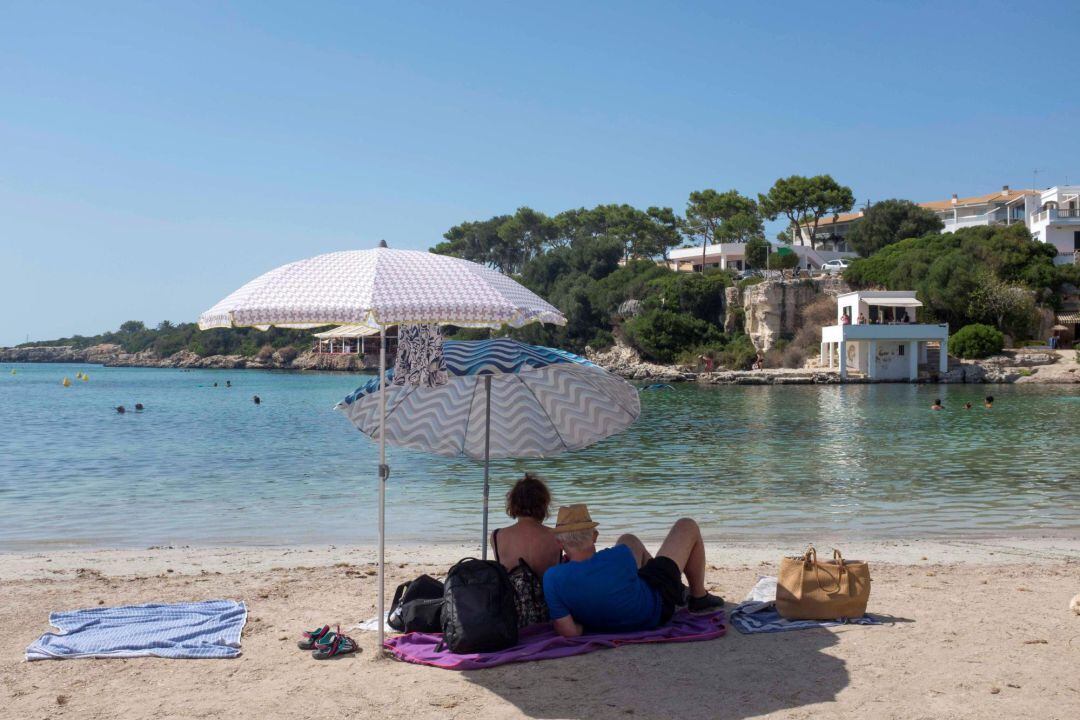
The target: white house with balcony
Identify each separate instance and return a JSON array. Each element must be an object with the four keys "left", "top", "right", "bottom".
[
  {"left": 921, "top": 186, "right": 1037, "bottom": 233},
  {"left": 1028, "top": 185, "right": 1080, "bottom": 265},
  {"left": 820, "top": 291, "right": 949, "bottom": 381},
  {"left": 667, "top": 242, "right": 853, "bottom": 272}
]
